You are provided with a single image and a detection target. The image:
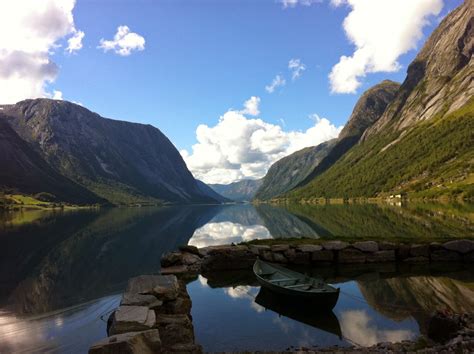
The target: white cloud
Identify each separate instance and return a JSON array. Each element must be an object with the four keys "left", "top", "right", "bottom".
[
  {"left": 99, "top": 25, "right": 145, "bottom": 56},
  {"left": 52, "top": 90, "right": 63, "bottom": 100},
  {"left": 0, "top": 0, "right": 82, "bottom": 104},
  {"left": 66, "top": 30, "right": 84, "bottom": 54},
  {"left": 240, "top": 96, "right": 261, "bottom": 116},
  {"left": 181, "top": 99, "right": 342, "bottom": 184},
  {"left": 280, "top": 0, "right": 322, "bottom": 8},
  {"left": 288, "top": 58, "right": 306, "bottom": 80},
  {"left": 265, "top": 75, "right": 286, "bottom": 93},
  {"left": 329, "top": 0, "right": 443, "bottom": 94}
]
